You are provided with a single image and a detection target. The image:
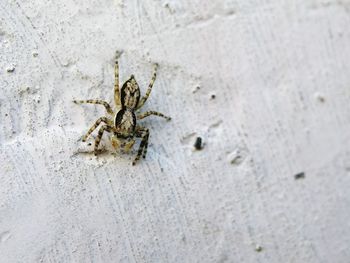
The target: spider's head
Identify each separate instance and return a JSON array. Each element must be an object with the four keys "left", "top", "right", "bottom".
[{"left": 121, "top": 75, "right": 141, "bottom": 109}]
